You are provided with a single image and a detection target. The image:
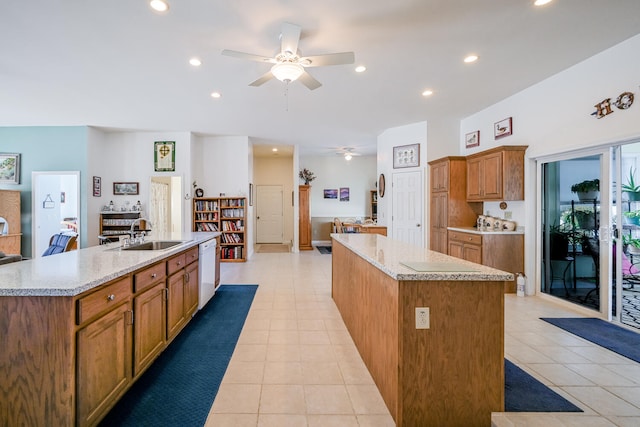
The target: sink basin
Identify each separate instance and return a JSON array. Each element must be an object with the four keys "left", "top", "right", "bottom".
[{"left": 121, "top": 240, "right": 188, "bottom": 251}]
